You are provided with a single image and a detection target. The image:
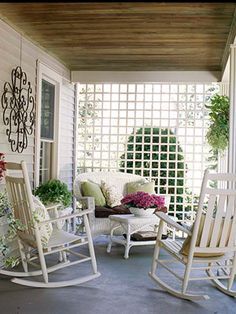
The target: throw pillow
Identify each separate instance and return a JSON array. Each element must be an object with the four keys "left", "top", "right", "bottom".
[
  {"left": 127, "top": 180, "right": 155, "bottom": 194},
  {"left": 81, "top": 181, "right": 106, "bottom": 206},
  {"left": 32, "top": 196, "right": 53, "bottom": 247},
  {"left": 101, "top": 180, "right": 123, "bottom": 208},
  {"left": 180, "top": 213, "right": 228, "bottom": 257}
]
